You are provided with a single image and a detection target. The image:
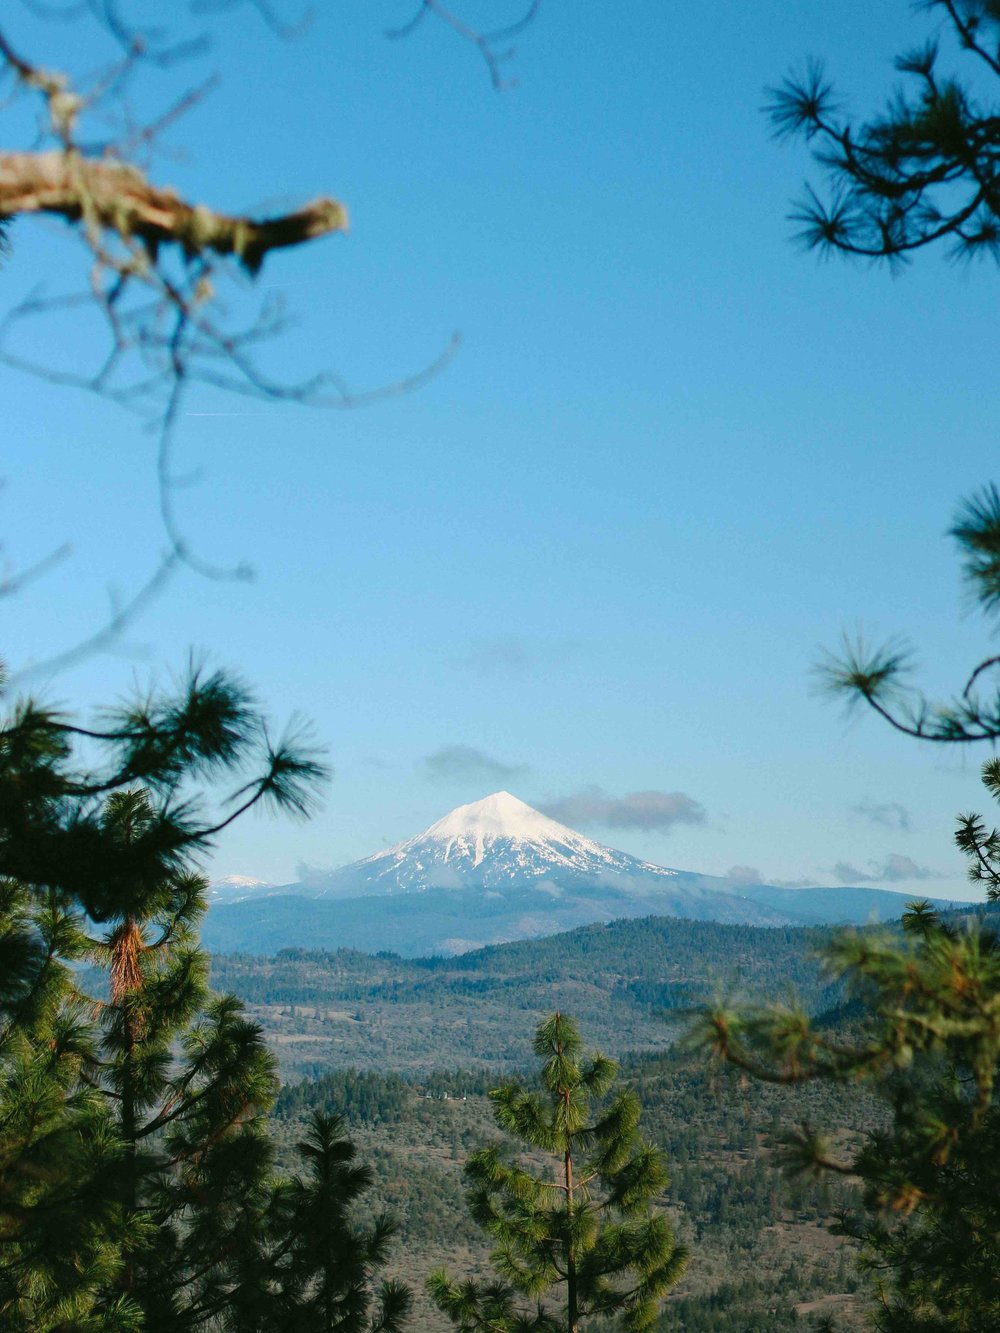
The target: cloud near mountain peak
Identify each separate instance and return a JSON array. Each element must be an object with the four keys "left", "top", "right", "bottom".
[
  {"left": 422, "top": 744, "right": 530, "bottom": 785},
  {"left": 538, "top": 786, "right": 706, "bottom": 834},
  {"left": 832, "top": 853, "right": 934, "bottom": 885}
]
